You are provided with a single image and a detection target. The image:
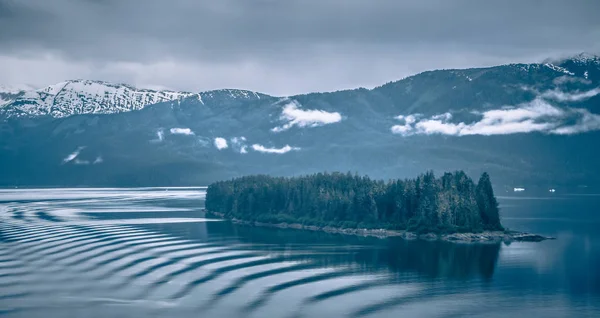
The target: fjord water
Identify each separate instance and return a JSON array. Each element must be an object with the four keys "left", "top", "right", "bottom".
[{"left": 0, "top": 188, "right": 598, "bottom": 317}]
